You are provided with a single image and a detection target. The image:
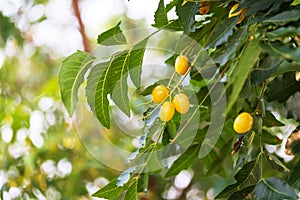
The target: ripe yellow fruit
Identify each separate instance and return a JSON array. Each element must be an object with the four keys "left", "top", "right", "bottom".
[
  {"left": 199, "top": 1, "right": 210, "bottom": 14},
  {"left": 175, "top": 55, "right": 189, "bottom": 75},
  {"left": 173, "top": 93, "right": 190, "bottom": 114},
  {"left": 152, "top": 85, "right": 169, "bottom": 103},
  {"left": 233, "top": 112, "right": 253, "bottom": 134},
  {"left": 160, "top": 102, "right": 175, "bottom": 122},
  {"left": 229, "top": 3, "right": 243, "bottom": 18}
]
